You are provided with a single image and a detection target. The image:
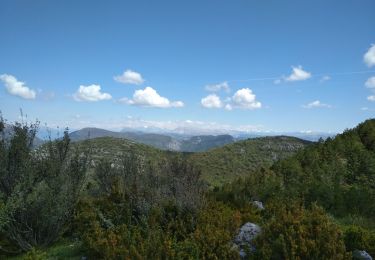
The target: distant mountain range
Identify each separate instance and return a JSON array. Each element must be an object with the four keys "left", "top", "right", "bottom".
[
  {"left": 67, "top": 127, "right": 334, "bottom": 152},
  {"left": 4, "top": 122, "right": 334, "bottom": 152},
  {"left": 68, "top": 127, "right": 235, "bottom": 152}
]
